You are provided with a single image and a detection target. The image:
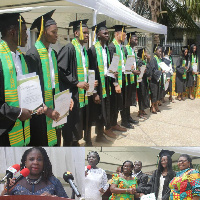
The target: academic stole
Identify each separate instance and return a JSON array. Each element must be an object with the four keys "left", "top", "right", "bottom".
[
  {"left": 72, "top": 38, "right": 88, "bottom": 107},
  {"left": 192, "top": 53, "right": 198, "bottom": 78},
  {"left": 182, "top": 59, "right": 187, "bottom": 79},
  {"left": 35, "top": 40, "right": 58, "bottom": 146},
  {"left": 112, "top": 39, "right": 123, "bottom": 88},
  {"left": 126, "top": 45, "right": 138, "bottom": 87},
  {"left": 0, "top": 40, "right": 30, "bottom": 146},
  {"left": 154, "top": 55, "right": 164, "bottom": 87},
  {"left": 94, "top": 41, "right": 109, "bottom": 98}
]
